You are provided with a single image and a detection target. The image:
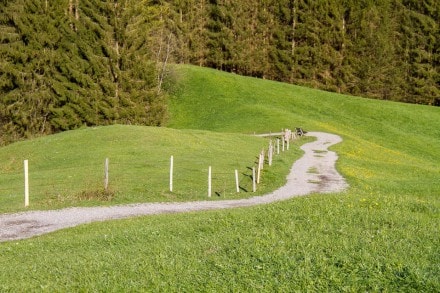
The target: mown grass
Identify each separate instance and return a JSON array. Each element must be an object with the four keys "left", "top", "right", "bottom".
[
  {"left": 1, "top": 65, "right": 439, "bottom": 291},
  {"left": 0, "top": 194, "right": 437, "bottom": 291},
  {"left": 0, "top": 125, "right": 303, "bottom": 213}
]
